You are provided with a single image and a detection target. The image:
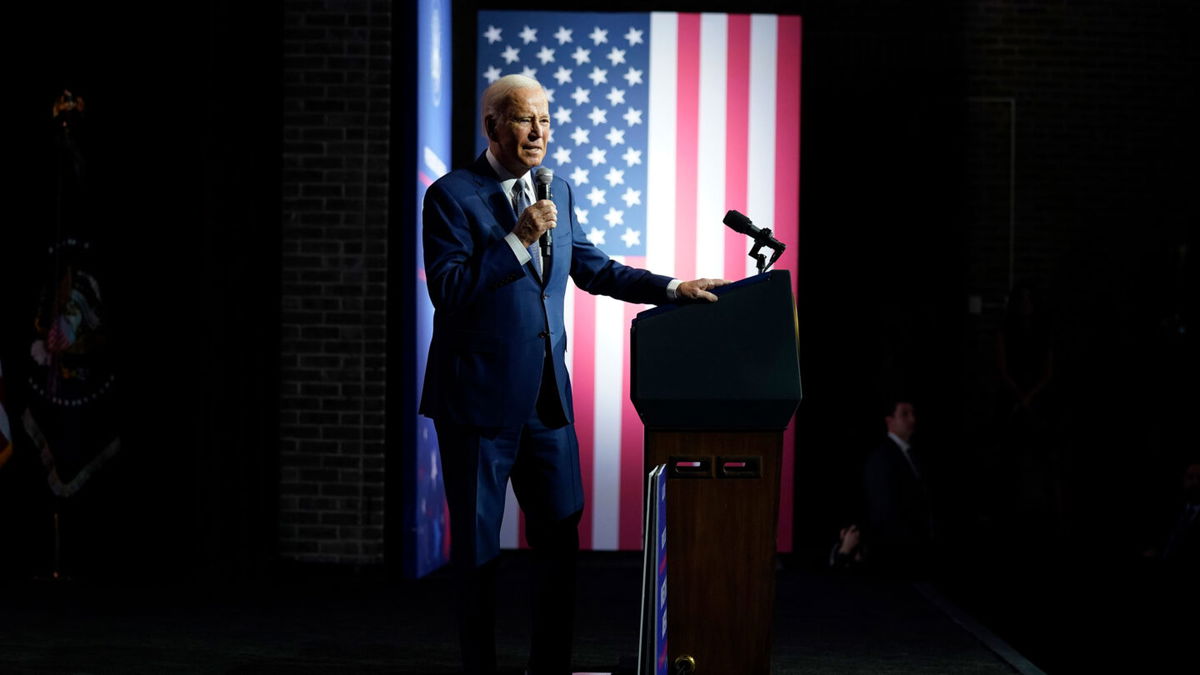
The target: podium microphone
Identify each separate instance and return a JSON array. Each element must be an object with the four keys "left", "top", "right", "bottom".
[
  {"left": 724, "top": 209, "right": 769, "bottom": 240},
  {"left": 723, "top": 209, "right": 786, "bottom": 273},
  {"left": 535, "top": 168, "right": 554, "bottom": 257}
]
